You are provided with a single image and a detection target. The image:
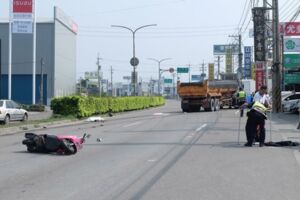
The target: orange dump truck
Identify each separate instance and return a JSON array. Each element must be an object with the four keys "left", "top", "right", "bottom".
[{"left": 177, "top": 80, "right": 238, "bottom": 112}]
